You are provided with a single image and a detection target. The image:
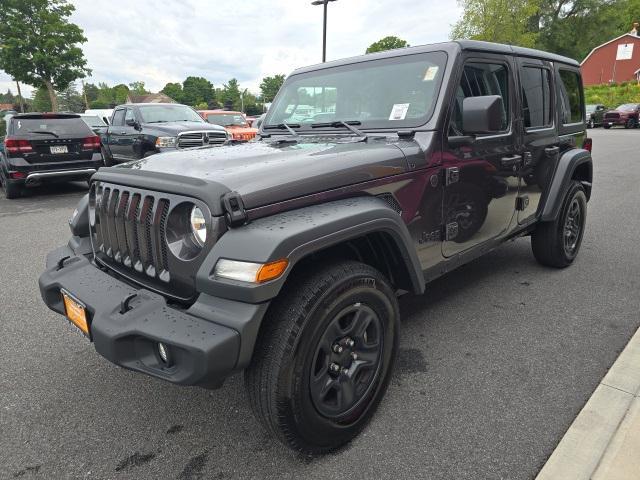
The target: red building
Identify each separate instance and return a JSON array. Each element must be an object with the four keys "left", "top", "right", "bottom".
[{"left": 581, "top": 33, "right": 640, "bottom": 85}]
